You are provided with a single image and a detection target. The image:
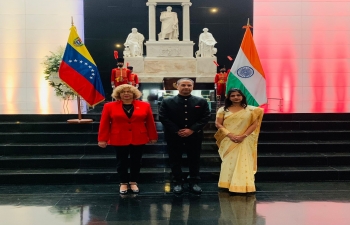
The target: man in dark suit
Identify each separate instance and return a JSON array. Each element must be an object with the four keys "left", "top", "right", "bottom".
[{"left": 159, "top": 78, "right": 211, "bottom": 194}]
